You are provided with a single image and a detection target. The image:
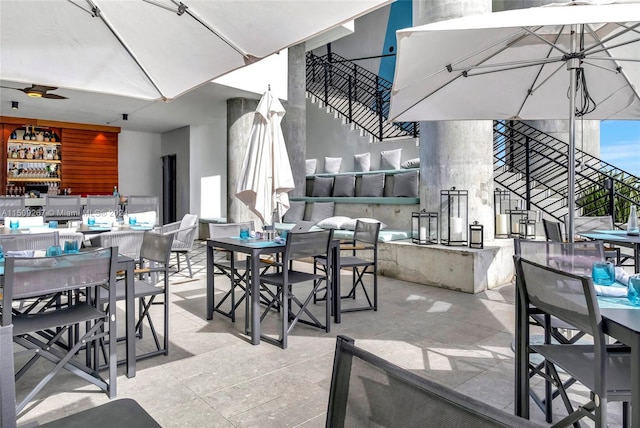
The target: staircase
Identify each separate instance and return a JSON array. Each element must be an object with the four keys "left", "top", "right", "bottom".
[
  {"left": 306, "top": 52, "right": 418, "bottom": 142},
  {"left": 494, "top": 120, "right": 640, "bottom": 228}
]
